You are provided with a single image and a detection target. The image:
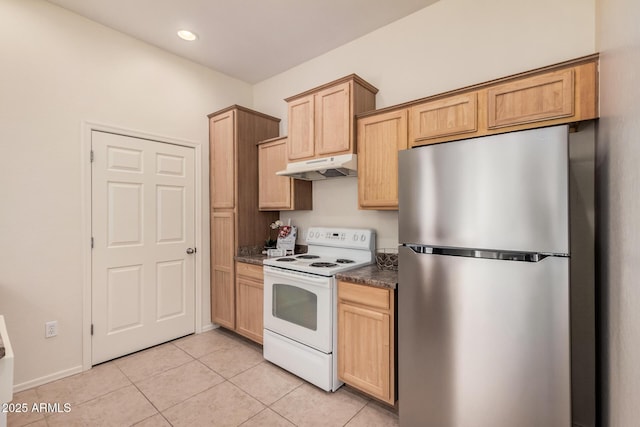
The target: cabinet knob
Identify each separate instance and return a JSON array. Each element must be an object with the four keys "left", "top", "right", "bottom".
[{"left": 186, "top": 248, "right": 196, "bottom": 254}]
